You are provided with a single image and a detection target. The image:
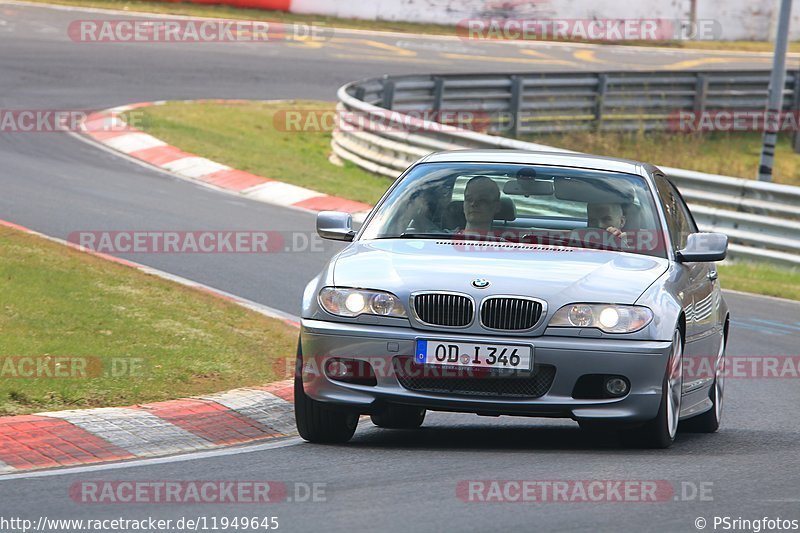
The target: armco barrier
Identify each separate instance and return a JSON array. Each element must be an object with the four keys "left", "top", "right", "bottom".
[{"left": 333, "top": 72, "right": 800, "bottom": 267}]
